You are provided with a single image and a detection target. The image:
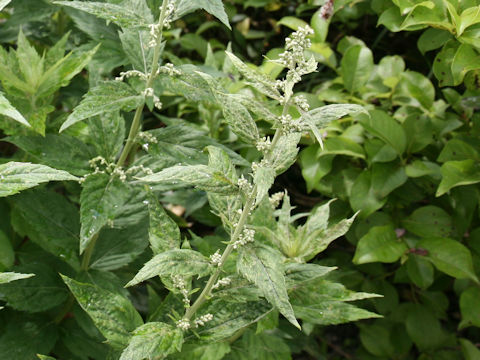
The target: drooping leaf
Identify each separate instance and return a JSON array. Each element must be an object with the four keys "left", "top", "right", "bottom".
[
  {"left": 54, "top": 1, "right": 150, "bottom": 28},
  {"left": 59, "top": 81, "right": 144, "bottom": 132},
  {"left": 237, "top": 245, "right": 300, "bottom": 329},
  {"left": 62, "top": 275, "right": 143, "bottom": 350},
  {"left": 0, "top": 92, "right": 30, "bottom": 127},
  {"left": 175, "top": 0, "right": 231, "bottom": 29},
  {"left": 79, "top": 173, "right": 130, "bottom": 254},
  {"left": 353, "top": 225, "right": 408, "bottom": 264},
  {"left": 0, "top": 272, "right": 34, "bottom": 284},
  {"left": 0, "top": 162, "right": 78, "bottom": 198},
  {"left": 126, "top": 249, "right": 212, "bottom": 287},
  {"left": 417, "top": 237, "right": 479, "bottom": 282},
  {"left": 119, "top": 322, "right": 183, "bottom": 360},
  {"left": 11, "top": 189, "right": 81, "bottom": 270},
  {"left": 138, "top": 164, "right": 238, "bottom": 195}
]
